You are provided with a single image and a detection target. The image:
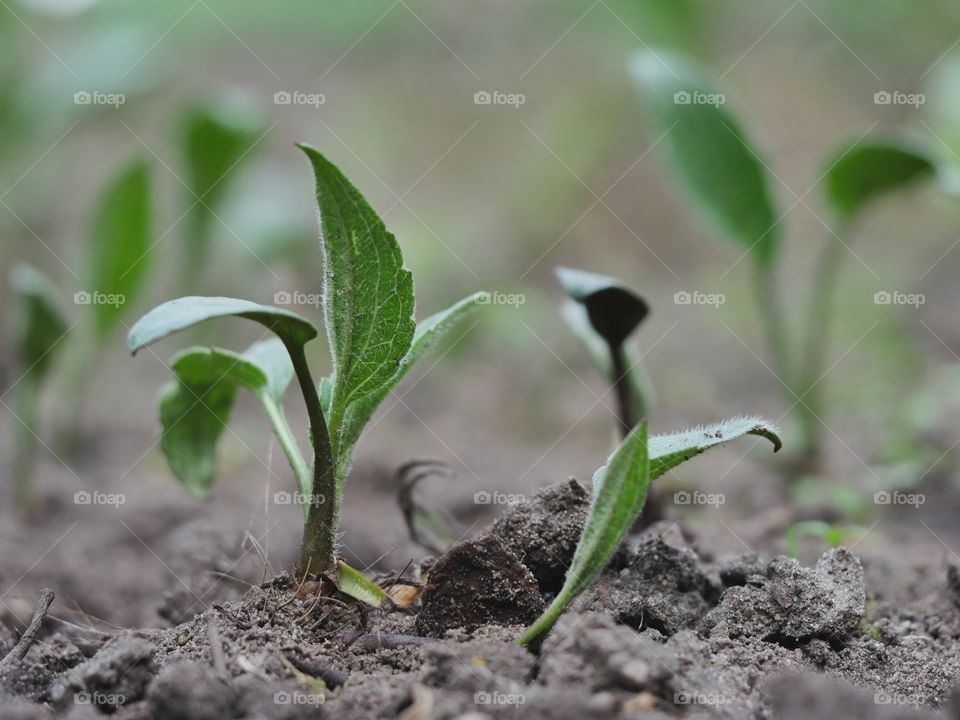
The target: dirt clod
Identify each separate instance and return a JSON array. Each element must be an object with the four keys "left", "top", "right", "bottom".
[
  {"left": 416, "top": 534, "right": 545, "bottom": 638},
  {"left": 51, "top": 634, "right": 157, "bottom": 713},
  {"left": 147, "top": 661, "right": 236, "bottom": 720}
]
